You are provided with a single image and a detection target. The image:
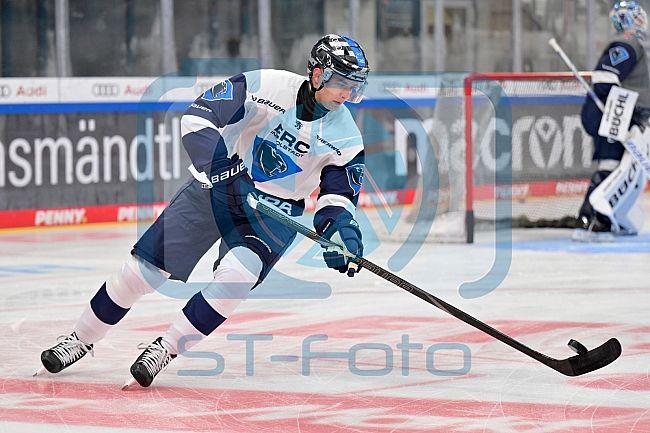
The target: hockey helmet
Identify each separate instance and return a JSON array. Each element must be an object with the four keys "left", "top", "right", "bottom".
[
  {"left": 610, "top": 1, "right": 648, "bottom": 41},
  {"left": 308, "top": 34, "right": 369, "bottom": 103}
]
